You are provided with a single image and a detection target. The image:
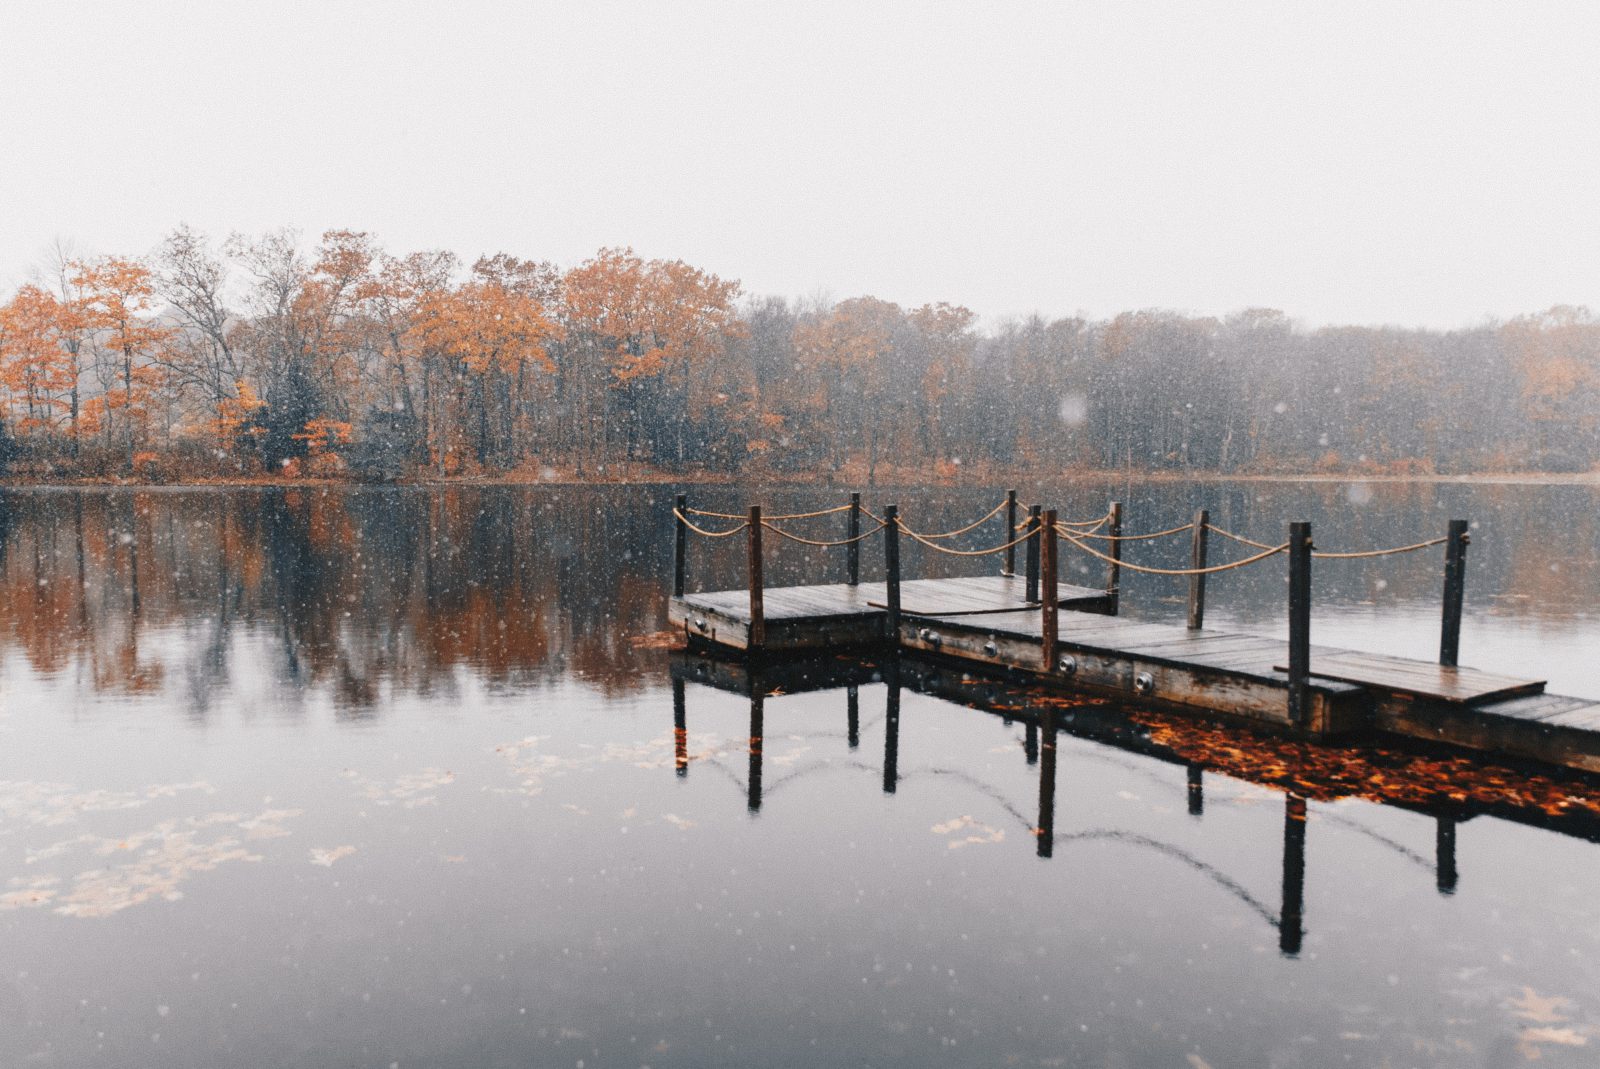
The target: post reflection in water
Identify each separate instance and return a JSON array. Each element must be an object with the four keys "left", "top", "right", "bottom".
[
  {"left": 748, "top": 691, "right": 764, "bottom": 813},
  {"left": 882, "top": 660, "right": 900, "bottom": 795},
  {"left": 661, "top": 646, "right": 1600, "bottom": 973},
  {"left": 1280, "top": 793, "right": 1308, "bottom": 956},
  {"left": 1036, "top": 709, "right": 1057, "bottom": 859},
  {"left": 846, "top": 685, "right": 859, "bottom": 749},
  {"left": 1436, "top": 814, "right": 1458, "bottom": 894},
  {"left": 662, "top": 656, "right": 1516, "bottom": 964},
  {"left": 673, "top": 677, "right": 689, "bottom": 778}
]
